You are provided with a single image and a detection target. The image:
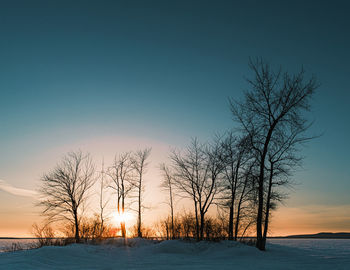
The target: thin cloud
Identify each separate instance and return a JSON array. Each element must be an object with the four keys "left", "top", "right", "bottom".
[{"left": 0, "top": 179, "right": 37, "bottom": 198}]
